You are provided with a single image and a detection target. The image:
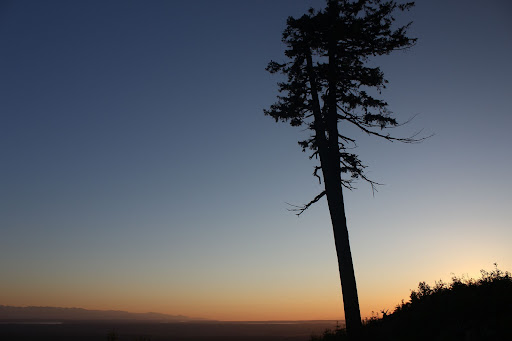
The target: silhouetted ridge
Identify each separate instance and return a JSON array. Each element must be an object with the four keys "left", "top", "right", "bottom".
[
  {"left": 311, "top": 265, "right": 512, "bottom": 341},
  {"left": 0, "top": 305, "right": 200, "bottom": 322}
]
